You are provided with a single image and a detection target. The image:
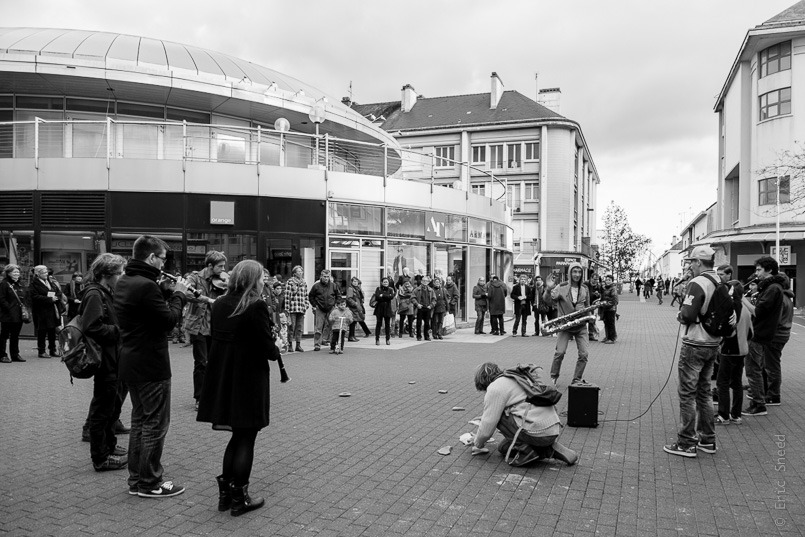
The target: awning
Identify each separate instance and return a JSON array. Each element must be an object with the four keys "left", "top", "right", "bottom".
[{"left": 693, "top": 230, "right": 805, "bottom": 246}]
